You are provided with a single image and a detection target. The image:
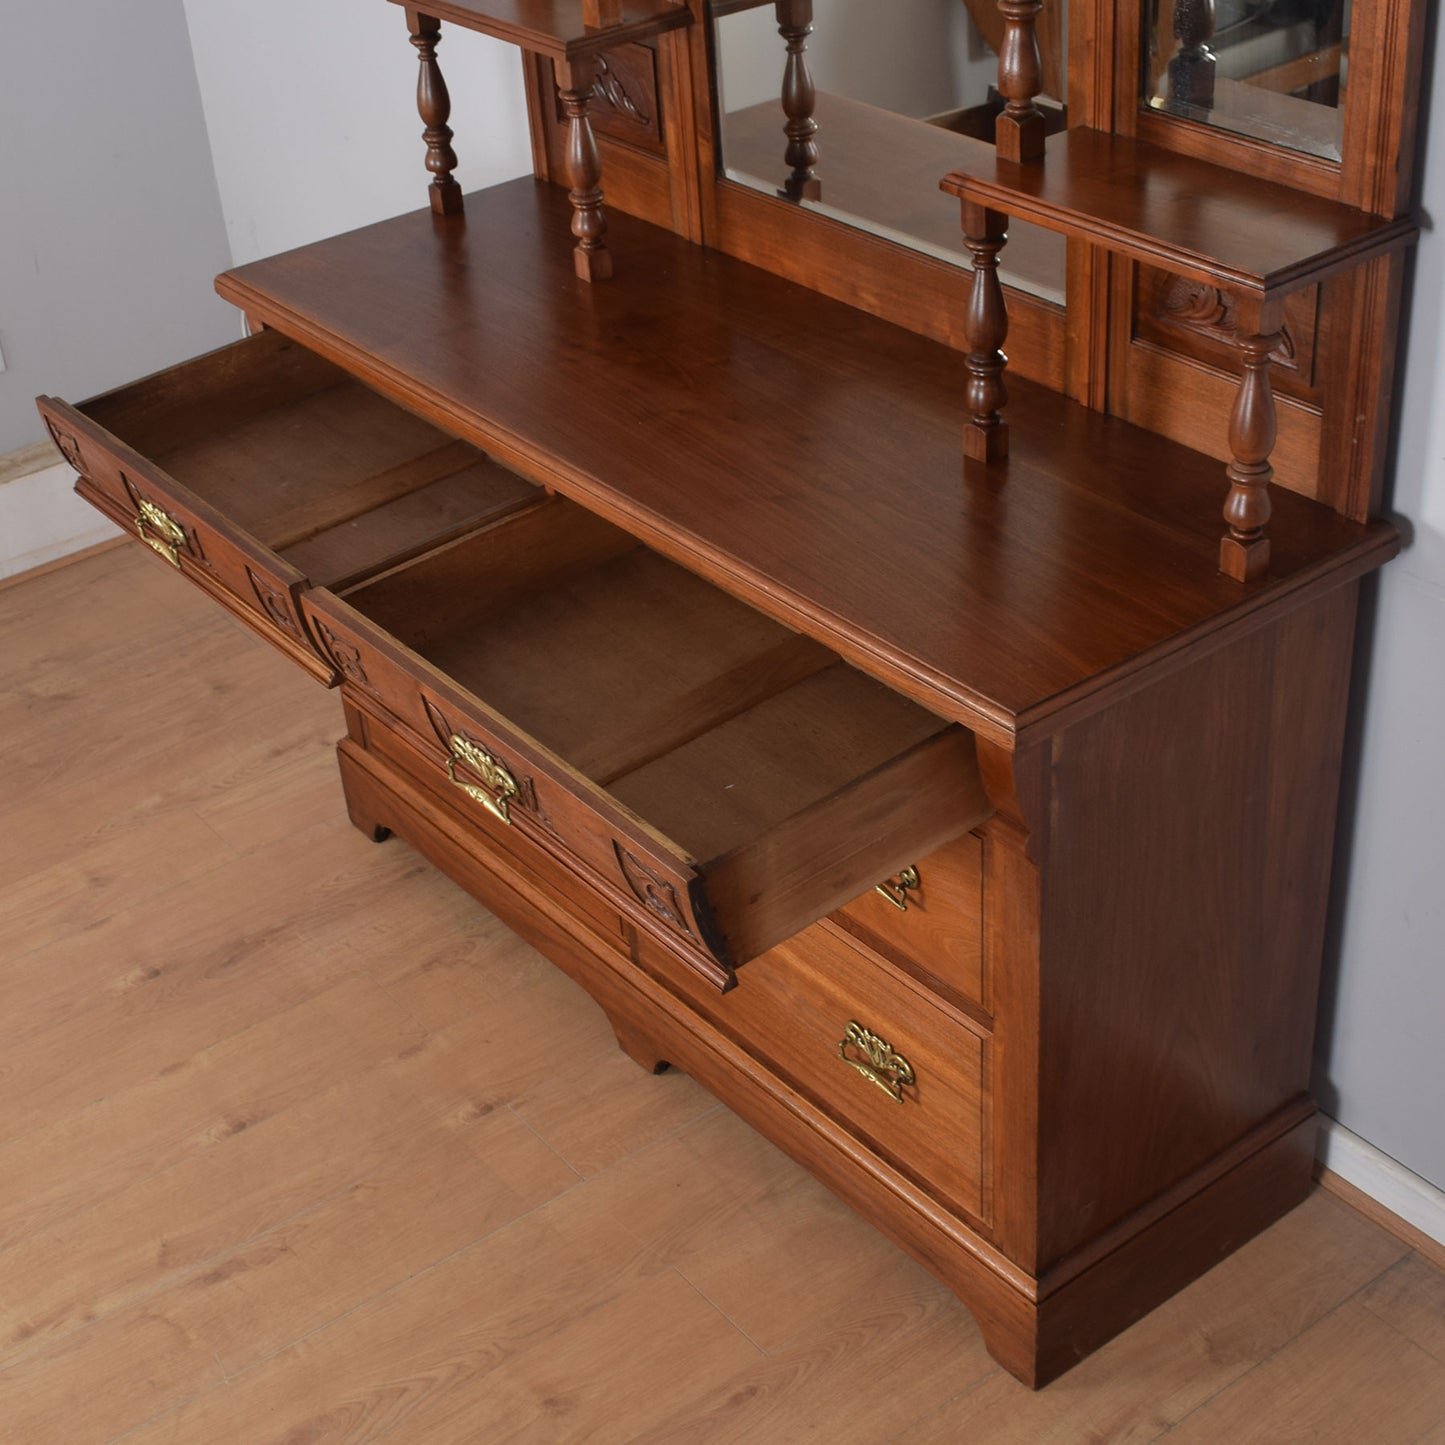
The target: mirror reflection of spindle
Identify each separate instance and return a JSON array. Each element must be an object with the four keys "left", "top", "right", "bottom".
[{"left": 1168, "top": 0, "right": 1216, "bottom": 109}]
